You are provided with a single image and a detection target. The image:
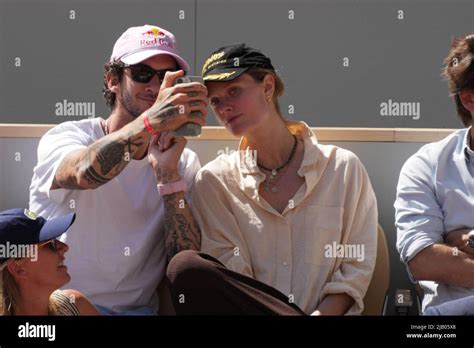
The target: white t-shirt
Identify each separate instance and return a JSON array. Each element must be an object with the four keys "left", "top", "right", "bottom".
[{"left": 29, "top": 117, "right": 201, "bottom": 312}]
